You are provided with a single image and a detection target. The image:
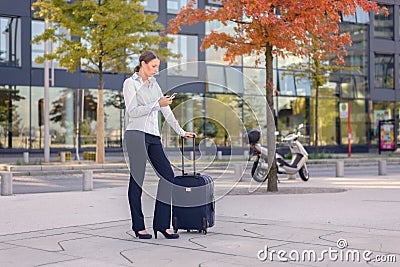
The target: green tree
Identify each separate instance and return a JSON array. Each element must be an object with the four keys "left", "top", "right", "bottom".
[{"left": 32, "top": 0, "right": 175, "bottom": 163}]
